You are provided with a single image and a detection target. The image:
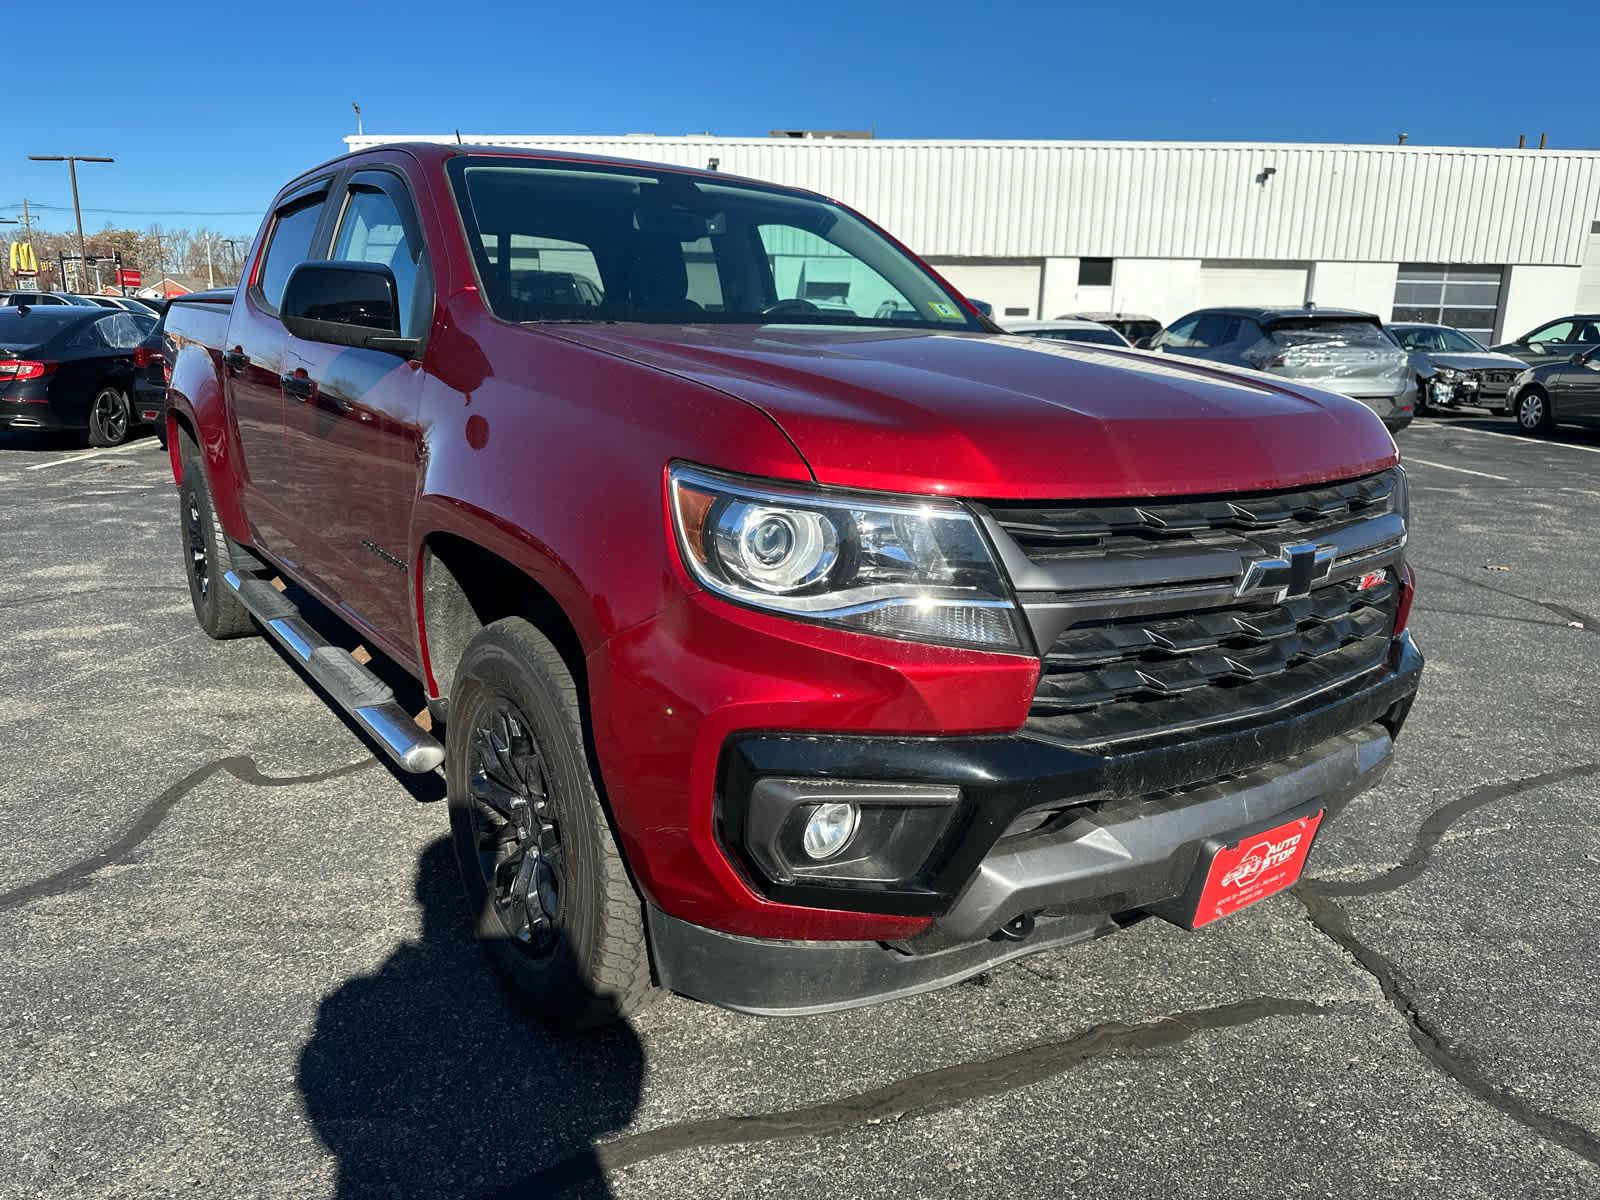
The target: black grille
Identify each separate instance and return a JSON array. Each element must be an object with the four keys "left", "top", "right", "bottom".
[
  {"left": 983, "top": 469, "right": 1406, "bottom": 747},
  {"left": 988, "top": 471, "right": 1396, "bottom": 566},
  {"left": 1026, "top": 577, "right": 1397, "bottom": 744}
]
